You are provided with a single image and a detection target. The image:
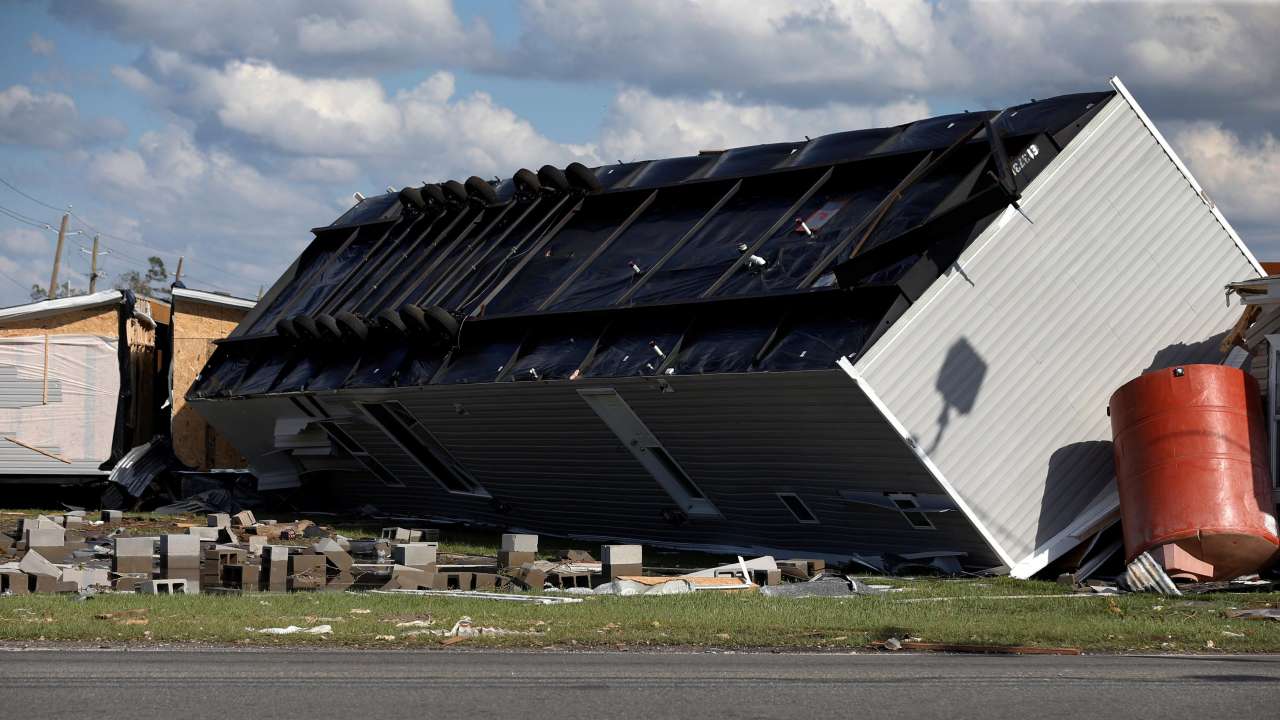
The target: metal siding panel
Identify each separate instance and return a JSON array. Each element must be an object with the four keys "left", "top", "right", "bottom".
[
  {"left": 854, "top": 94, "right": 1261, "bottom": 569},
  {"left": 237, "top": 371, "right": 1000, "bottom": 565}
]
